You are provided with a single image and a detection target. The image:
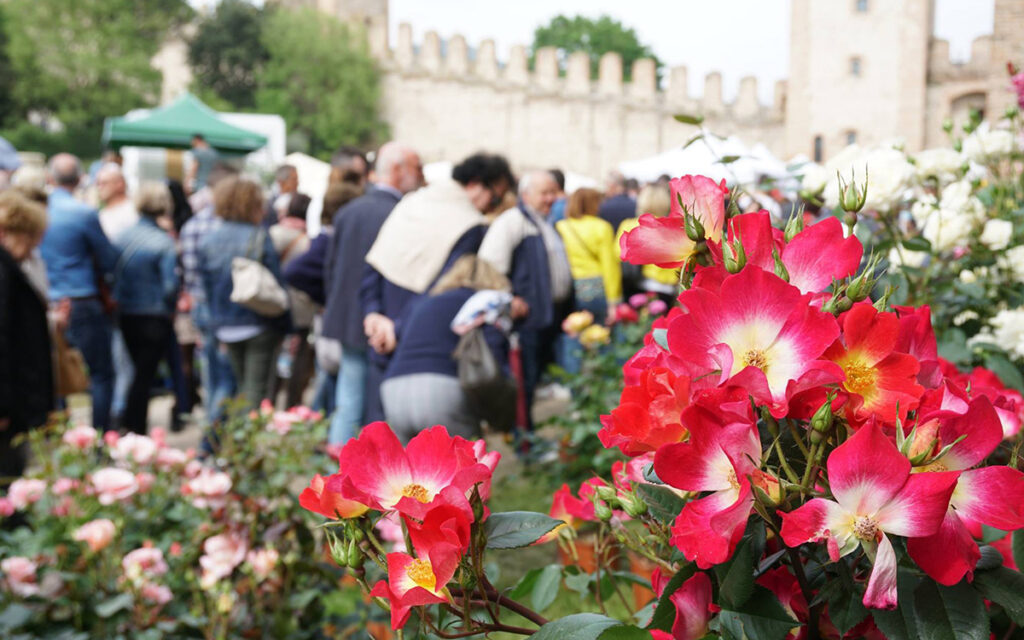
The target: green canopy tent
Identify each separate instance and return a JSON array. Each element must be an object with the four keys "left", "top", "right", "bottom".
[{"left": 101, "top": 92, "right": 267, "bottom": 153}]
